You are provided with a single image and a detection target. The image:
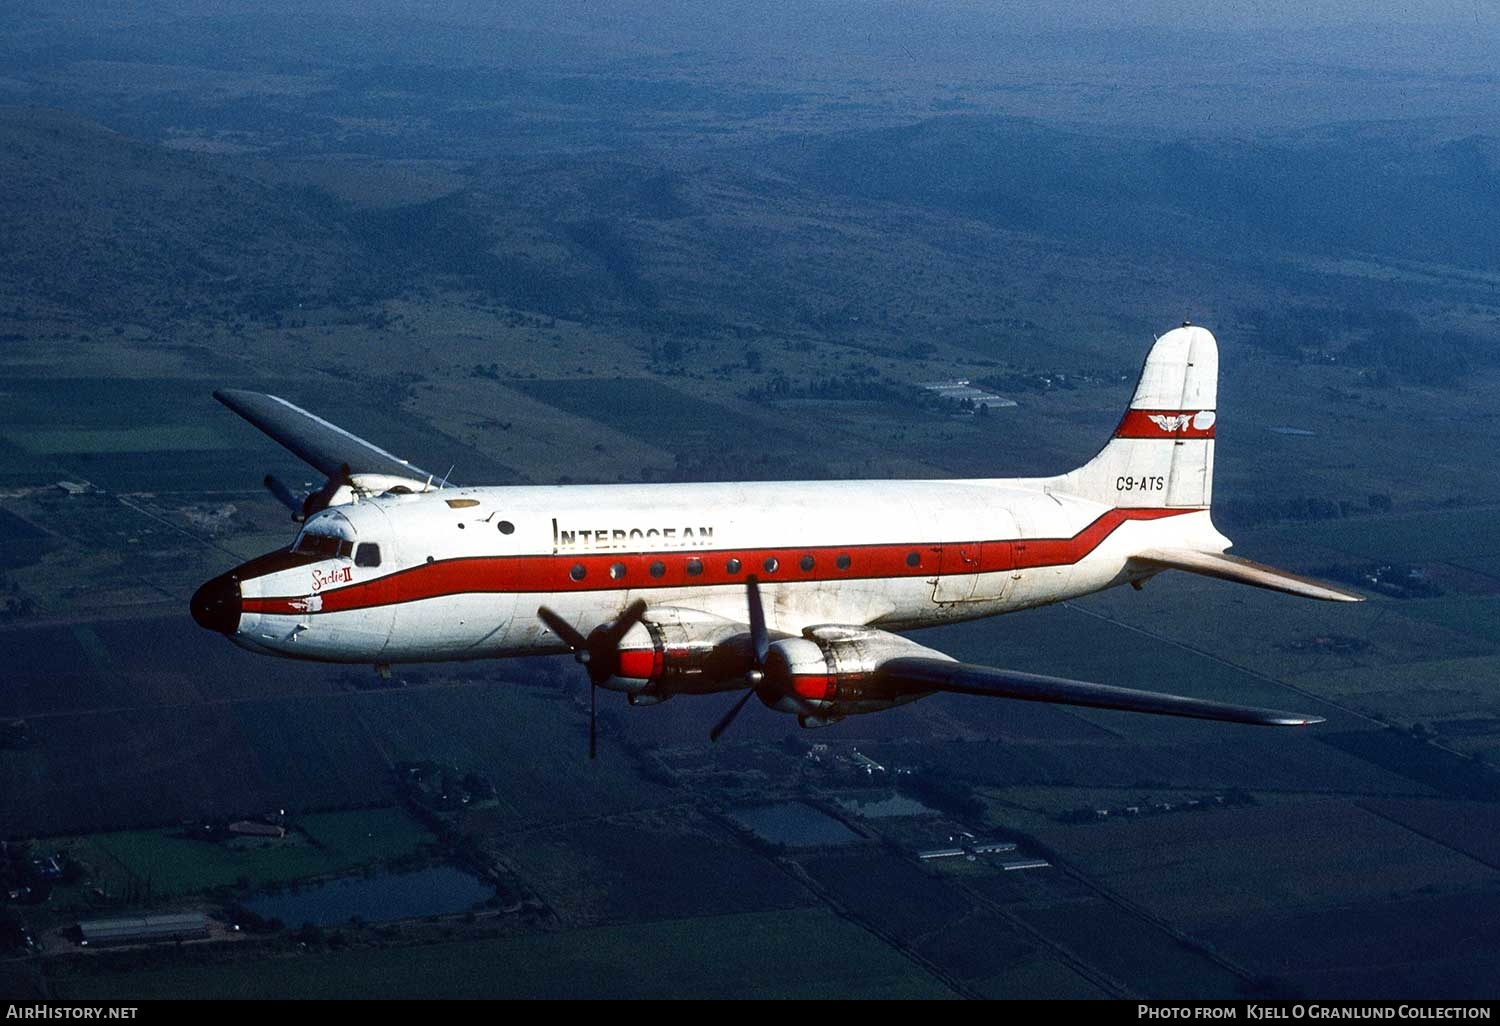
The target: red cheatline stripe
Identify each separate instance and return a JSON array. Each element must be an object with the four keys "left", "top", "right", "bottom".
[
  {"left": 241, "top": 506, "right": 1199, "bottom": 617},
  {"left": 1115, "top": 409, "right": 1216, "bottom": 439}
]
